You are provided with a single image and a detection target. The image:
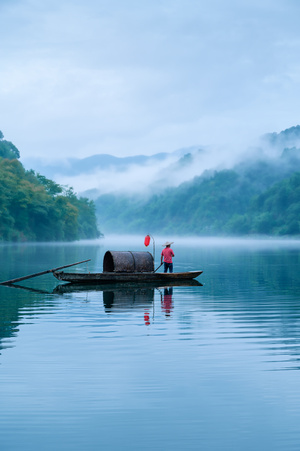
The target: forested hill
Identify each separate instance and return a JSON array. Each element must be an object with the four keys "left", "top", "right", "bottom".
[
  {"left": 95, "top": 126, "right": 300, "bottom": 236},
  {"left": 0, "top": 131, "right": 101, "bottom": 242}
]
